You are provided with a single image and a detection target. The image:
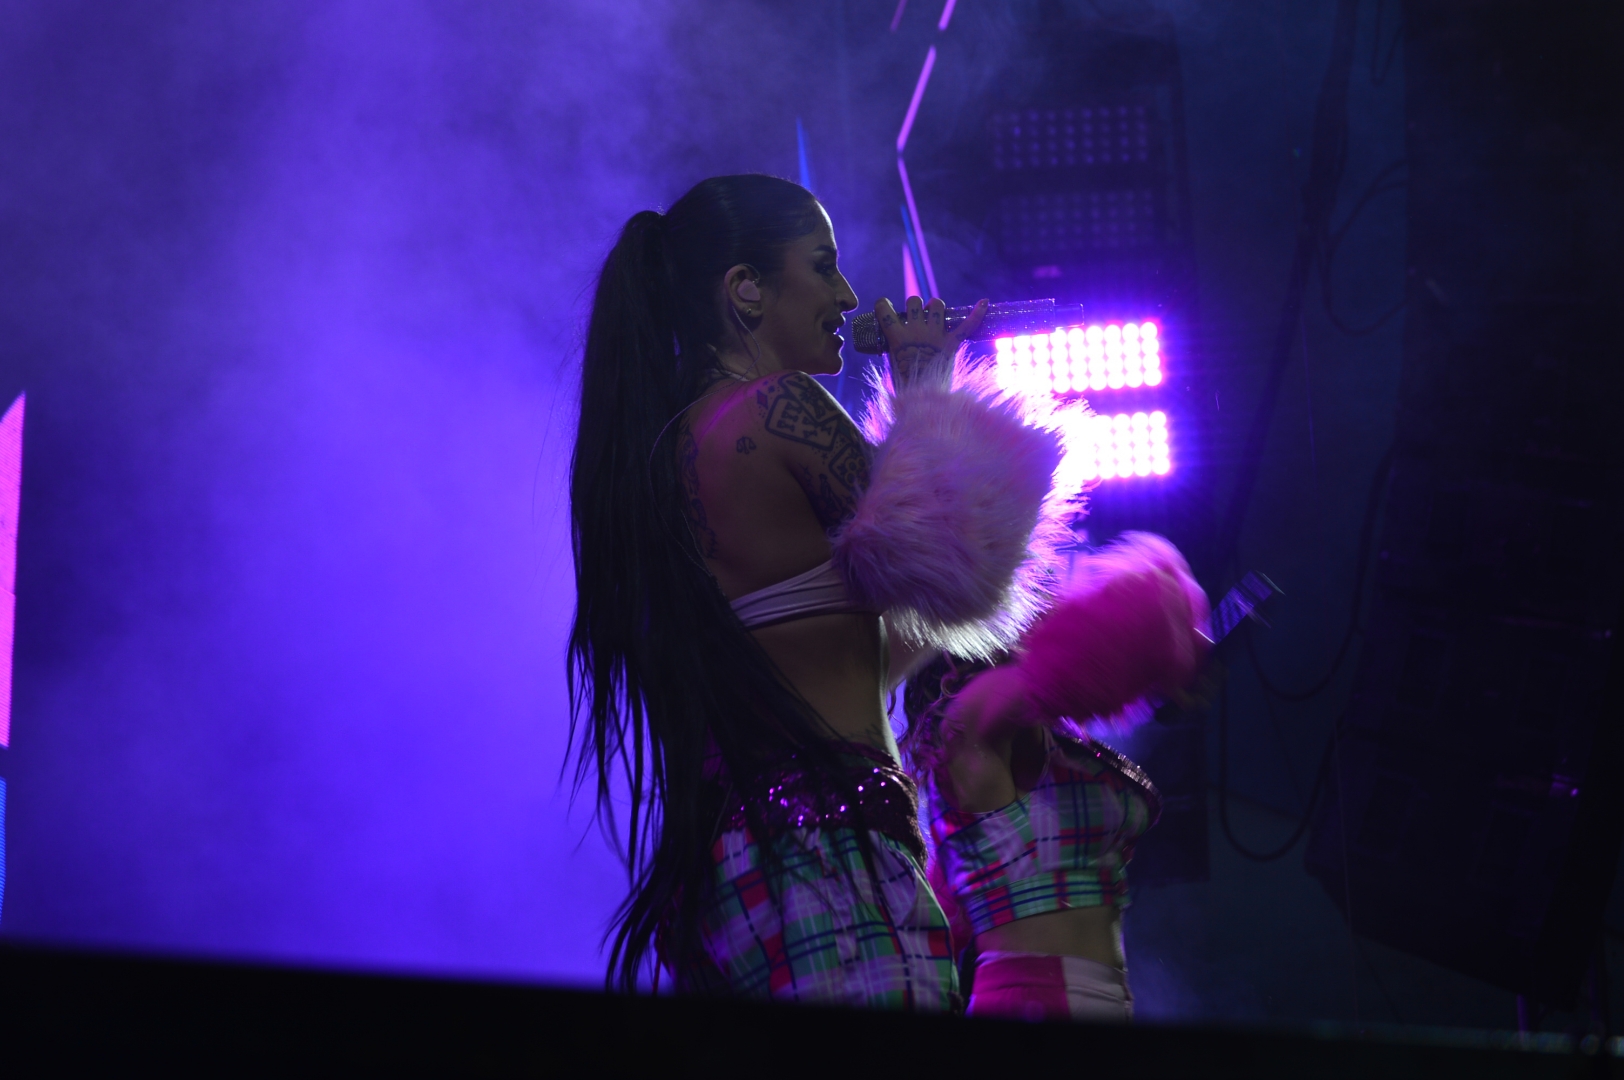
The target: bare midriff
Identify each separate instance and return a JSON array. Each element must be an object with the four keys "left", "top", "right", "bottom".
[
  {"left": 749, "top": 610, "right": 893, "bottom": 753},
  {"left": 976, "top": 905, "right": 1125, "bottom": 969}
]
